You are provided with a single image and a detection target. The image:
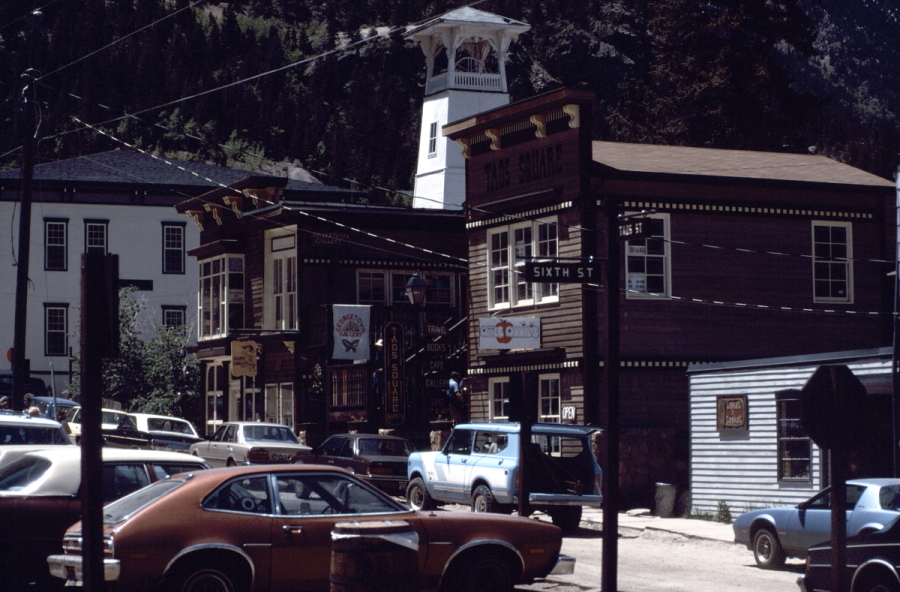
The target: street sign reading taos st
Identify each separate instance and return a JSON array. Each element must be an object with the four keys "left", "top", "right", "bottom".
[{"left": 522, "top": 261, "right": 600, "bottom": 283}]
